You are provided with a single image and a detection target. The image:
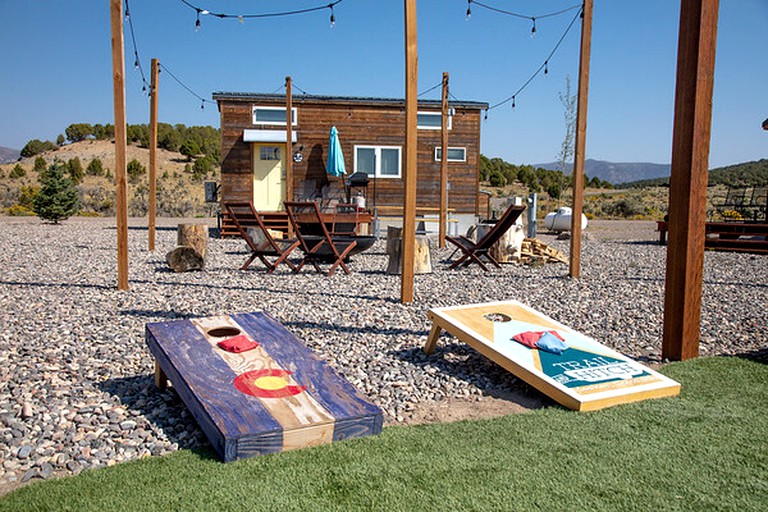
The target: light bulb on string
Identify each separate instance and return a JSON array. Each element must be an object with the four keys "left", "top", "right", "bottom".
[
  {"left": 238, "top": 15, "right": 244, "bottom": 24},
  {"left": 531, "top": 18, "right": 536, "bottom": 37},
  {"left": 142, "top": 84, "right": 146, "bottom": 93},
  {"left": 330, "top": 5, "right": 335, "bottom": 27},
  {"left": 544, "top": 61, "right": 549, "bottom": 76},
  {"left": 134, "top": 59, "right": 139, "bottom": 70},
  {"left": 124, "top": 0, "right": 130, "bottom": 21},
  {"left": 484, "top": 110, "right": 488, "bottom": 121},
  {"left": 512, "top": 96, "right": 516, "bottom": 109},
  {"left": 195, "top": 9, "right": 201, "bottom": 31},
  {"left": 200, "top": 100, "right": 205, "bottom": 111},
  {"left": 466, "top": 0, "right": 471, "bottom": 20}
]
